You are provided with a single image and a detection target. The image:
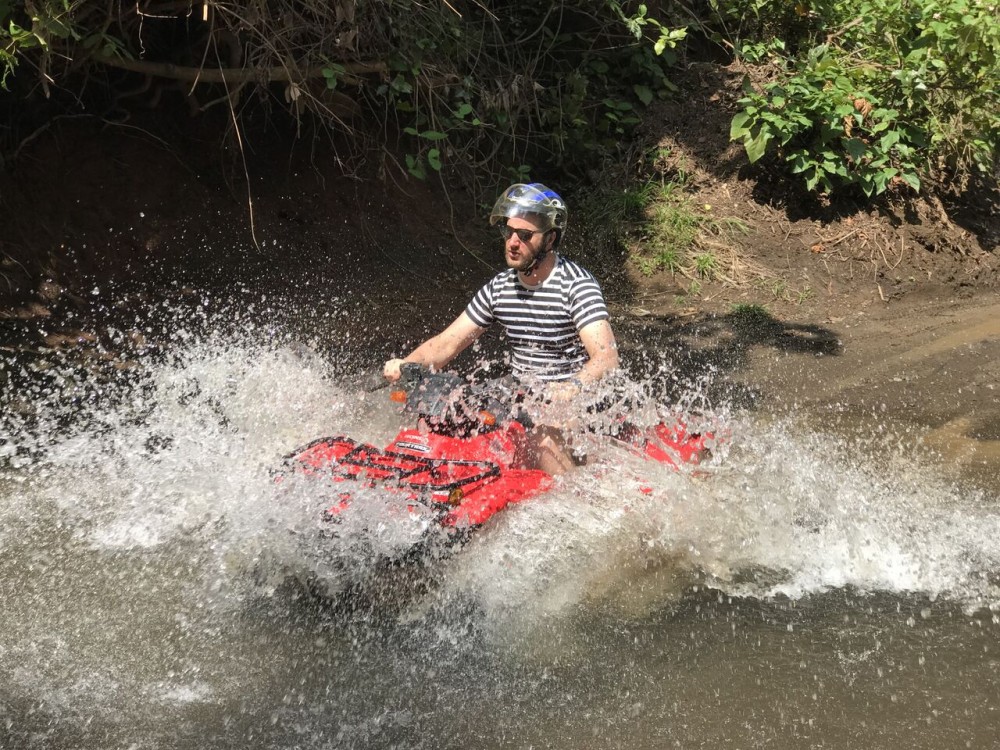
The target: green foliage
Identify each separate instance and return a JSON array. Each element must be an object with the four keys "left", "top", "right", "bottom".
[
  {"left": 693, "top": 251, "right": 718, "bottom": 279},
  {"left": 730, "top": 49, "right": 924, "bottom": 196},
  {"left": 321, "top": 63, "right": 346, "bottom": 92},
  {"left": 1, "top": 0, "right": 692, "bottom": 186},
  {"left": 730, "top": 302, "right": 769, "bottom": 318},
  {"left": 653, "top": 247, "right": 681, "bottom": 273},
  {"left": 721, "top": 0, "right": 999, "bottom": 195},
  {"left": 626, "top": 174, "right": 748, "bottom": 277},
  {"left": 3, "top": 0, "right": 124, "bottom": 88},
  {"left": 729, "top": 303, "right": 772, "bottom": 331},
  {"left": 647, "top": 195, "right": 703, "bottom": 264},
  {"left": 344, "top": 0, "right": 692, "bottom": 183}
]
